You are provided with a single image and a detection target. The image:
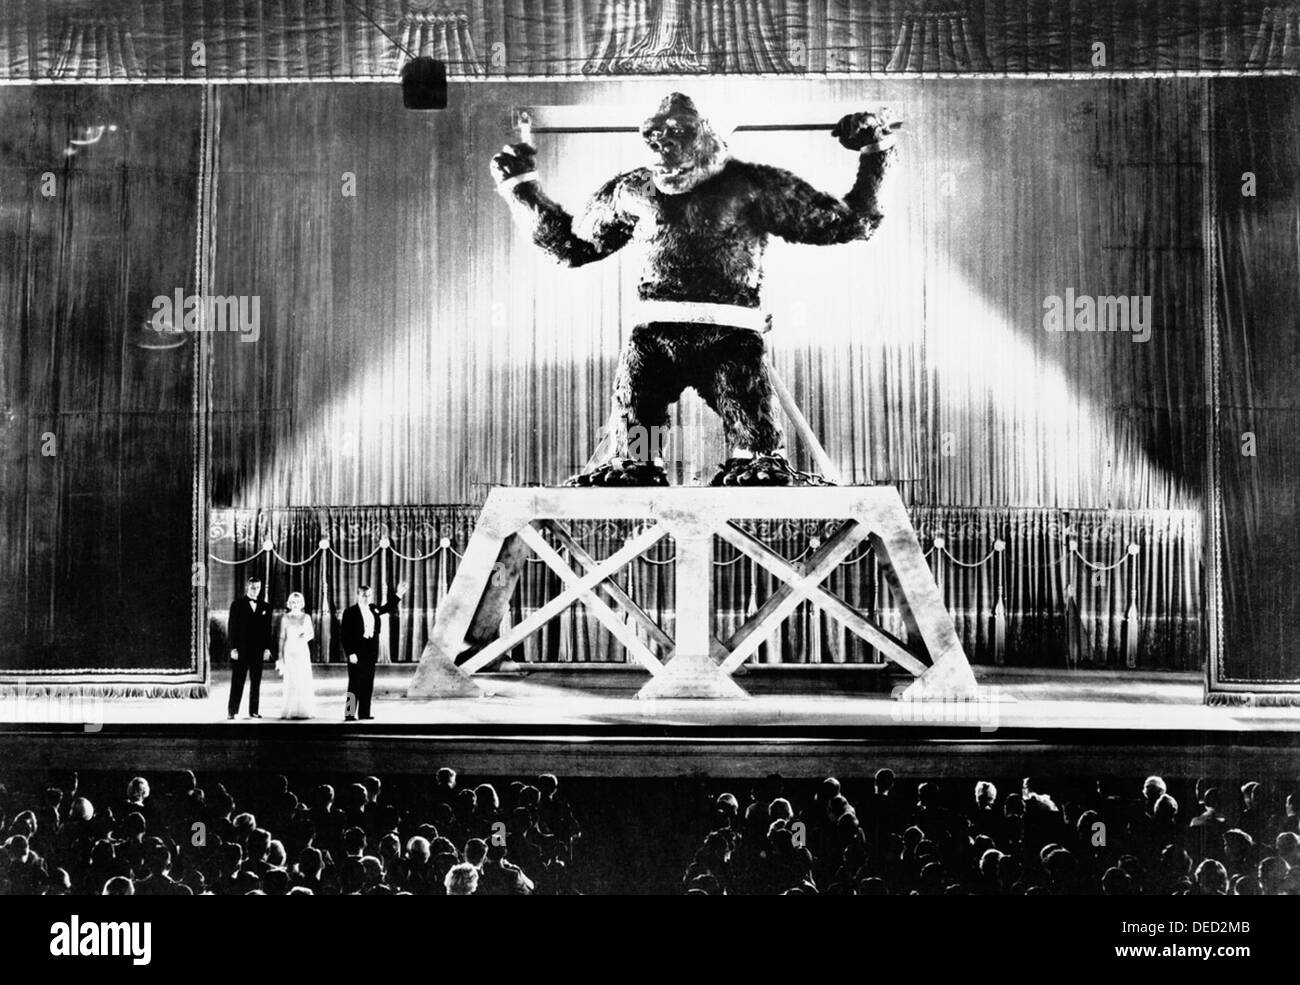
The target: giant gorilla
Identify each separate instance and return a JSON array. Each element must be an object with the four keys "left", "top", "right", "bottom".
[{"left": 491, "top": 92, "right": 899, "bottom": 486}]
